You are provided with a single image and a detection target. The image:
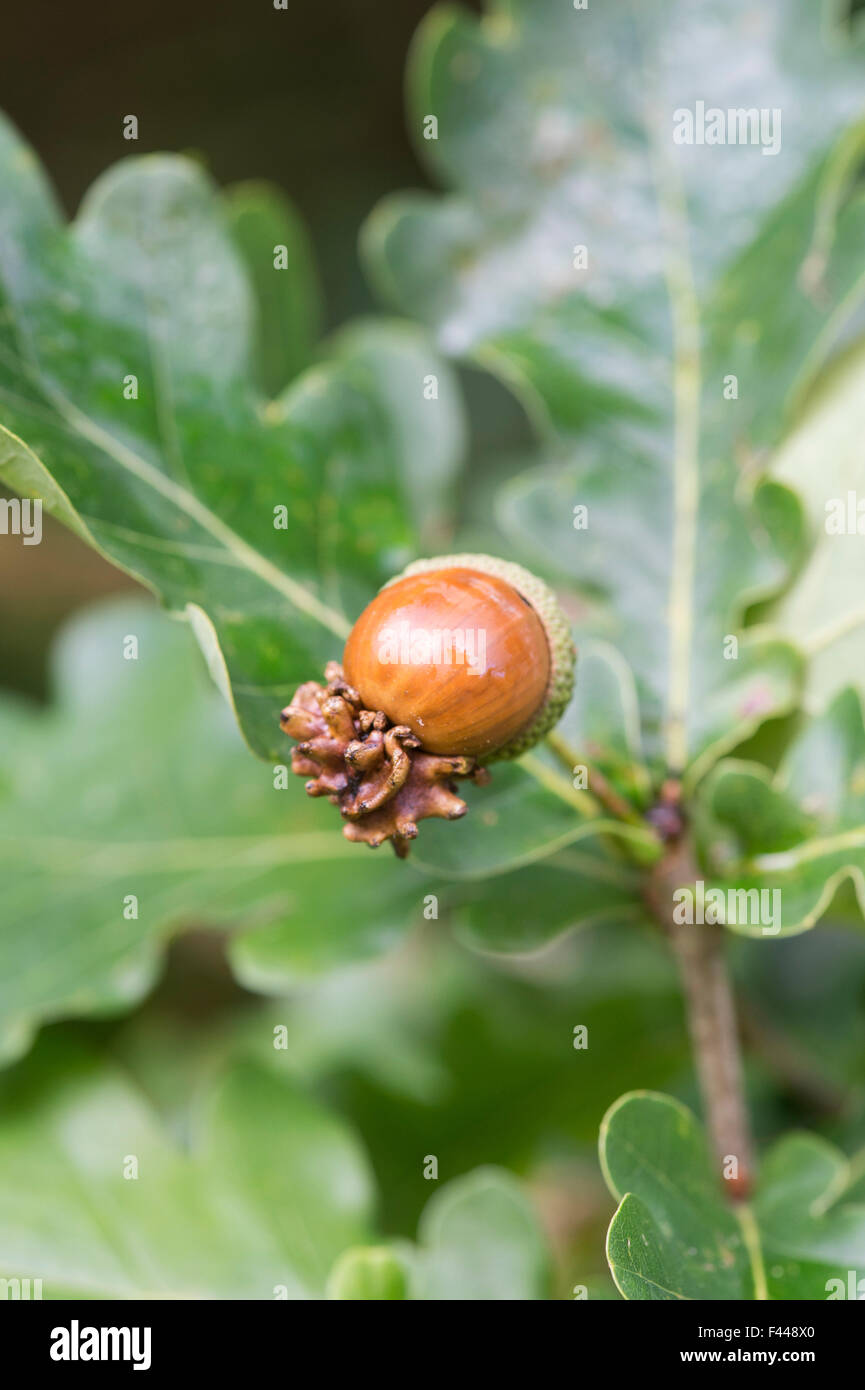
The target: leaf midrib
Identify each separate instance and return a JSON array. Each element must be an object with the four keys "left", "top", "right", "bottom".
[
  {"left": 651, "top": 136, "right": 702, "bottom": 774},
  {"left": 755, "top": 825, "right": 865, "bottom": 869},
  {"left": 59, "top": 392, "right": 351, "bottom": 638},
  {"left": 0, "top": 305, "right": 351, "bottom": 641}
]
